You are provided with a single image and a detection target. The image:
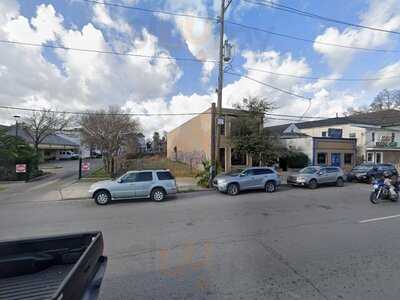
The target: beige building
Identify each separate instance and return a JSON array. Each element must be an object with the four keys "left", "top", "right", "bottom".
[
  {"left": 267, "top": 109, "right": 400, "bottom": 169},
  {"left": 167, "top": 105, "right": 259, "bottom": 172}
]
